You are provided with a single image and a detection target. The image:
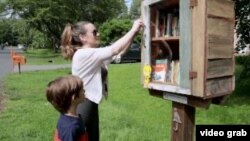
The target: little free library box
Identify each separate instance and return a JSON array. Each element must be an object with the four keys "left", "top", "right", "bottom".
[
  {"left": 140, "top": 0, "right": 235, "bottom": 140},
  {"left": 141, "top": 0, "right": 235, "bottom": 106}
]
